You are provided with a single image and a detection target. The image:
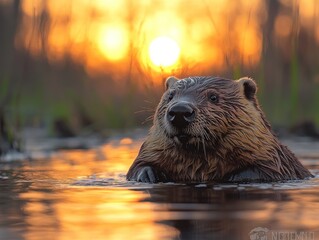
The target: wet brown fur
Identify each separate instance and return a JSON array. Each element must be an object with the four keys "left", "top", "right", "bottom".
[{"left": 127, "top": 76, "right": 312, "bottom": 182}]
